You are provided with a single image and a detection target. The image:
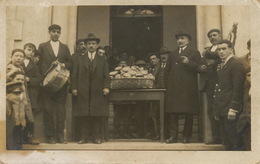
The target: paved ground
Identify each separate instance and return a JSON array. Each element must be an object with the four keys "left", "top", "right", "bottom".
[{"left": 23, "top": 139, "right": 225, "bottom": 151}]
